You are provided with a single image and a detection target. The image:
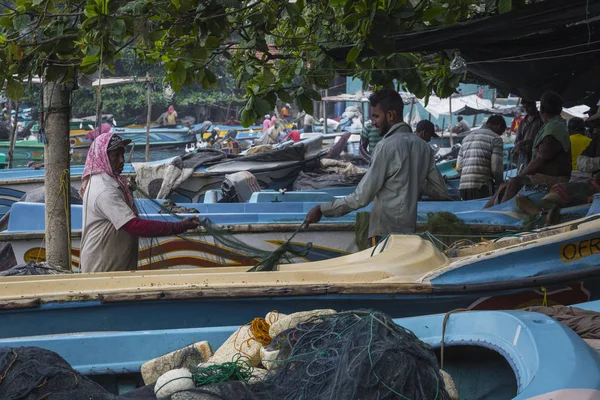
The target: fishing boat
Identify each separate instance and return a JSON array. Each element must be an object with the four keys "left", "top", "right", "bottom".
[
  {"left": 0, "top": 136, "right": 327, "bottom": 214},
  {"left": 1, "top": 185, "right": 592, "bottom": 270},
  {"left": 1, "top": 201, "right": 600, "bottom": 317},
  {"left": 0, "top": 139, "right": 44, "bottom": 168},
  {"left": 0, "top": 305, "right": 599, "bottom": 399}
]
